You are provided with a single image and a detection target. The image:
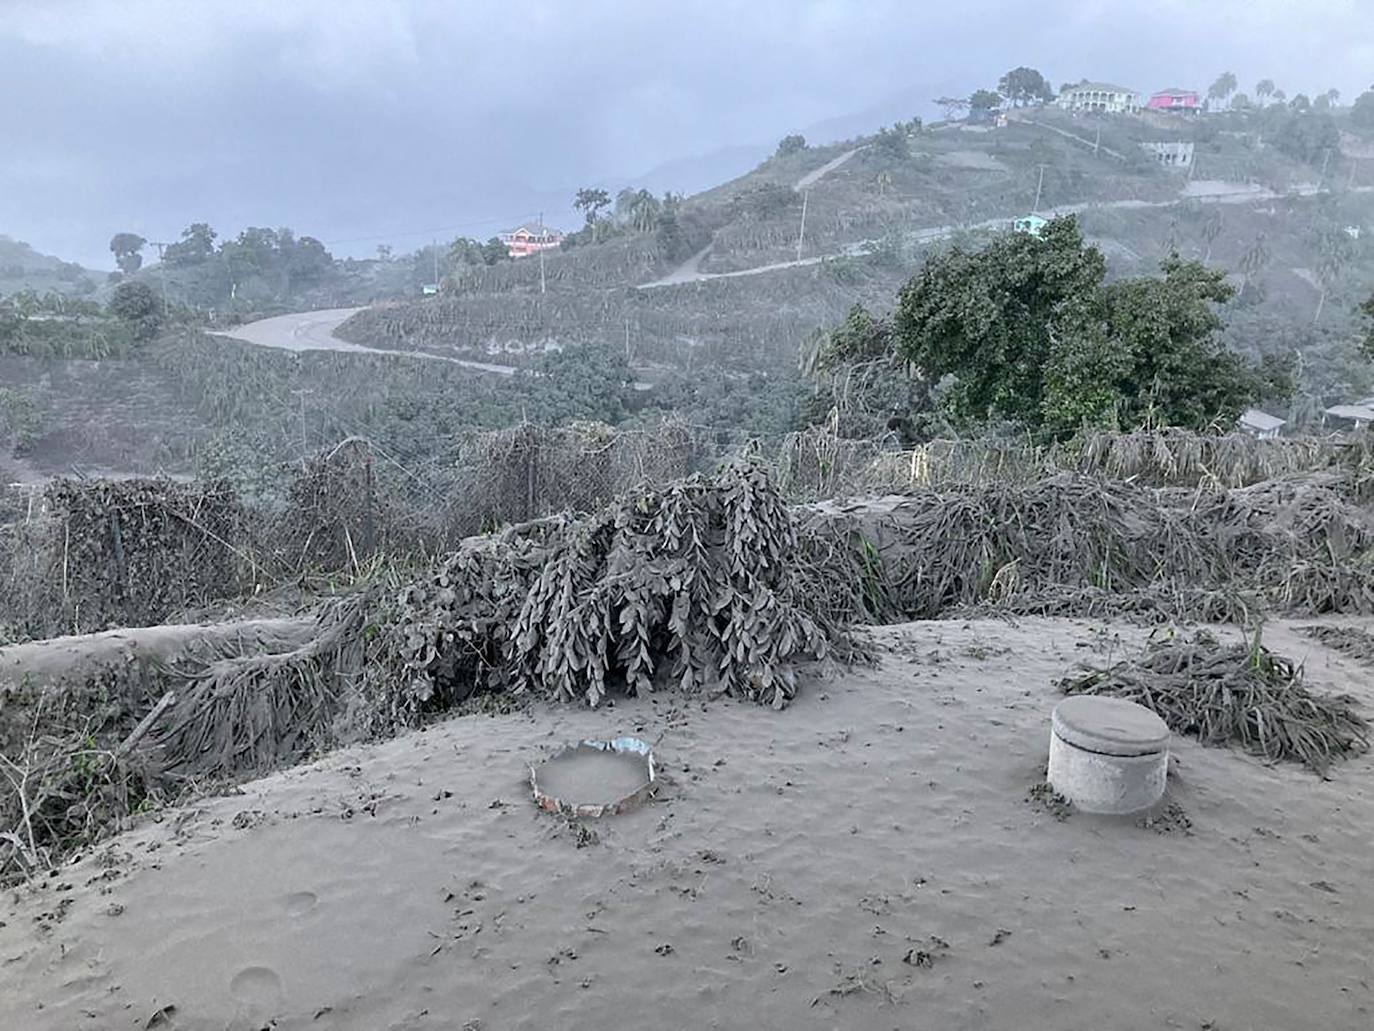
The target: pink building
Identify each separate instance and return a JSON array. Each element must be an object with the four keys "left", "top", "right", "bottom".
[
  {"left": 1147, "top": 88, "right": 1200, "bottom": 112},
  {"left": 499, "top": 224, "right": 564, "bottom": 258}
]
